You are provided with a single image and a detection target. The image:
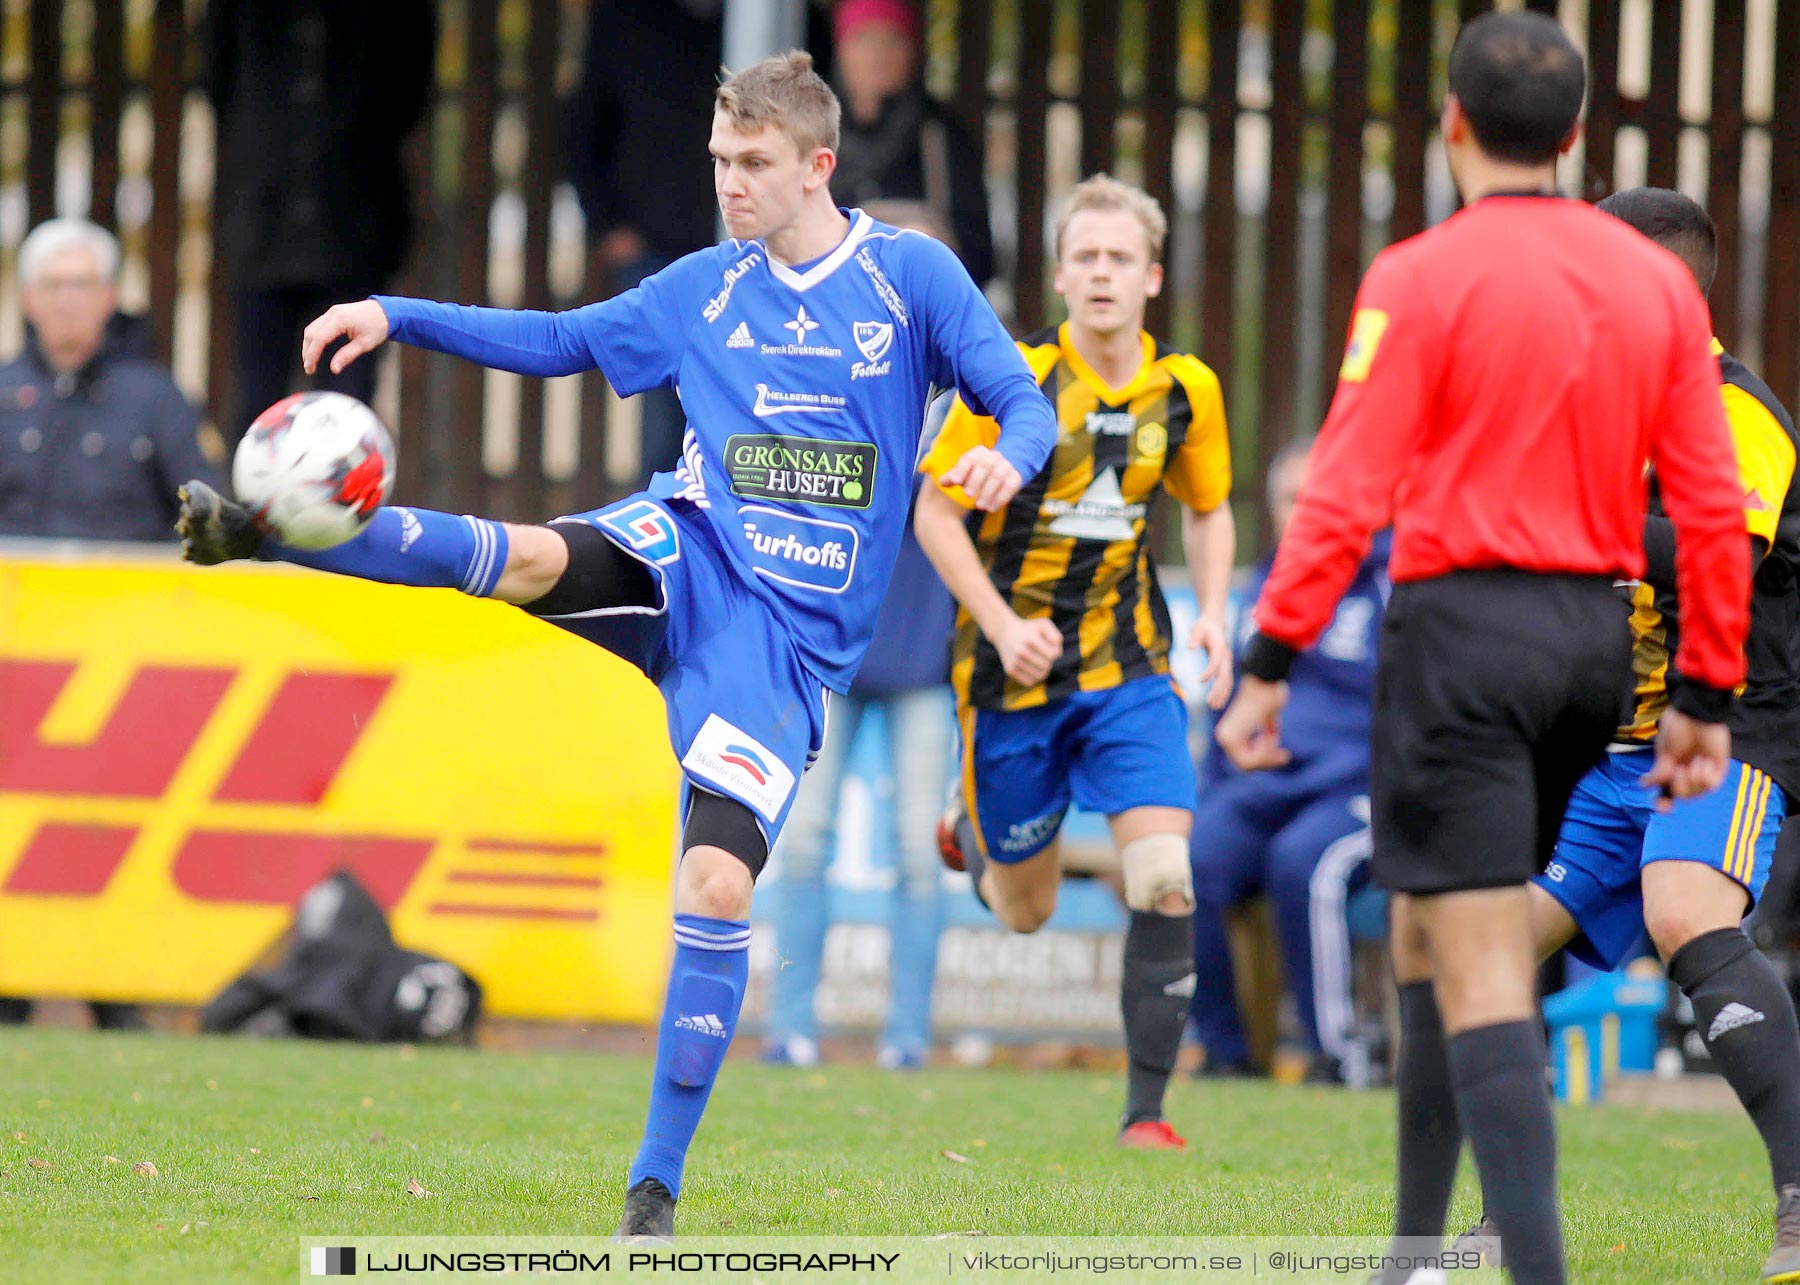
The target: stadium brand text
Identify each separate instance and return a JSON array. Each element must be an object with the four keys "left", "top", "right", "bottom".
[{"left": 703, "top": 251, "right": 762, "bottom": 323}]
